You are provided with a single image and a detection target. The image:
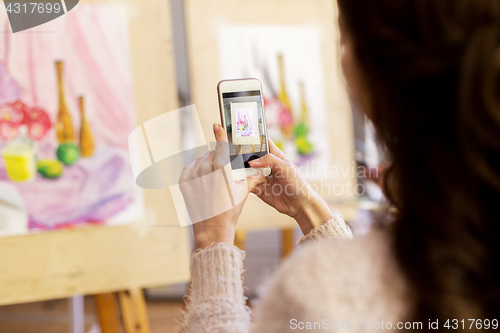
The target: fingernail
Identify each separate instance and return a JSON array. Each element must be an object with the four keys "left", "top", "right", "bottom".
[{"left": 213, "top": 123, "right": 218, "bottom": 133}]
